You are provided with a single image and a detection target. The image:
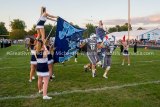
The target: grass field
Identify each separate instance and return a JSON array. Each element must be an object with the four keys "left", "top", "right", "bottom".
[{"left": 0, "top": 45, "right": 160, "bottom": 107}]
